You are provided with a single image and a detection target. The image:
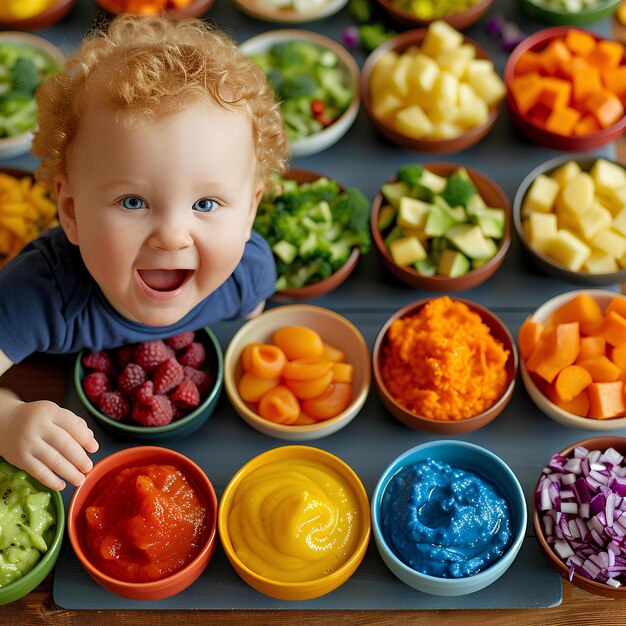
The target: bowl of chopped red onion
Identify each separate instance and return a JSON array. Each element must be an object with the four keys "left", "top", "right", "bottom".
[{"left": 534, "top": 436, "right": 626, "bottom": 597}]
